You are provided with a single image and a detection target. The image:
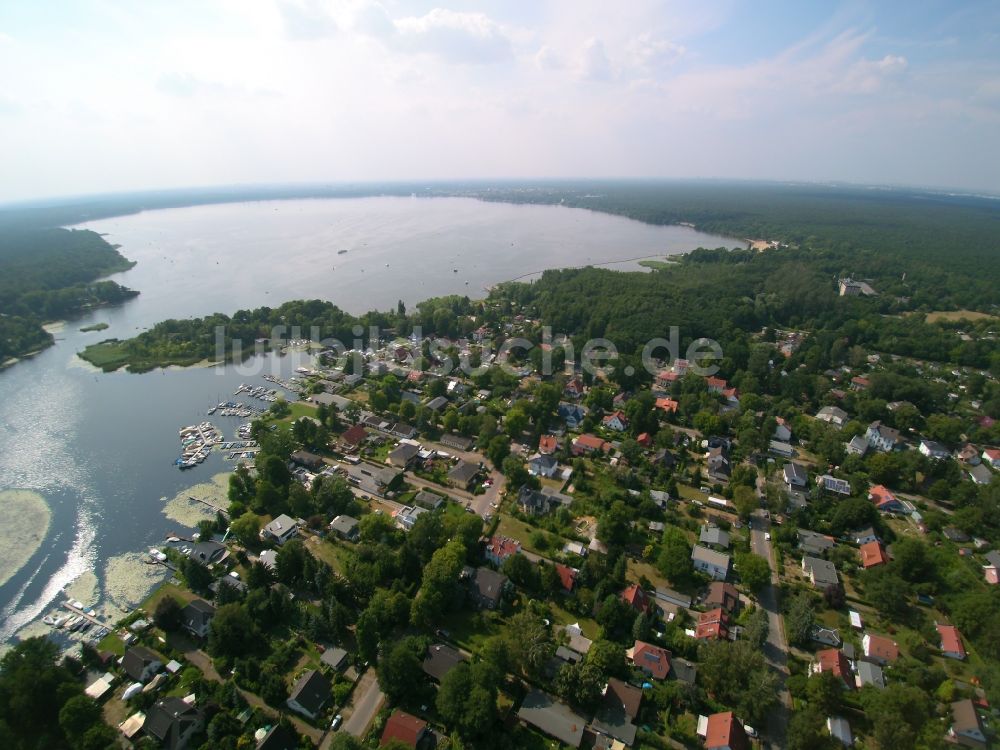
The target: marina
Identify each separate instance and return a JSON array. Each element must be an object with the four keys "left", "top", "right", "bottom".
[{"left": 175, "top": 422, "right": 223, "bottom": 469}]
